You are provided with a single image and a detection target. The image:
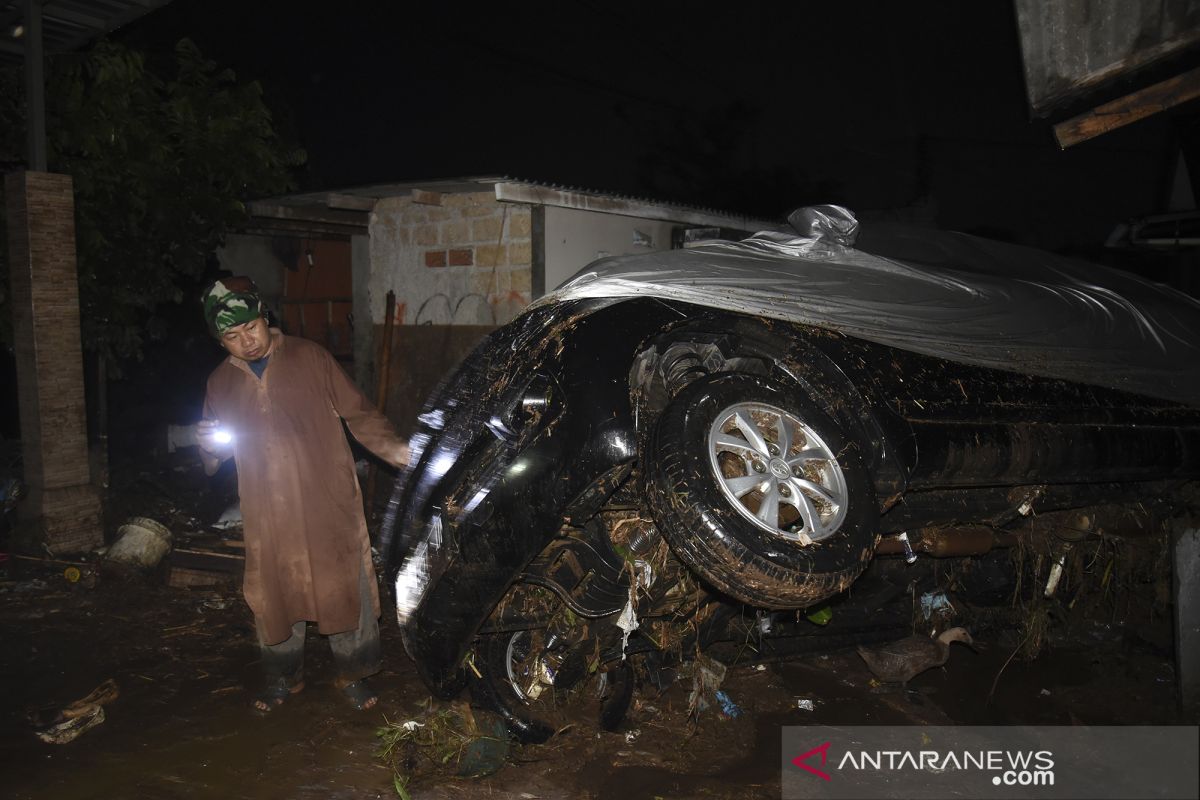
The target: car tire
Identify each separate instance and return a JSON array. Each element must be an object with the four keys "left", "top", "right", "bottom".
[
  {"left": 468, "top": 589, "right": 637, "bottom": 743},
  {"left": 646, "top": 372, "right": 878, "bottom": 608}
]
